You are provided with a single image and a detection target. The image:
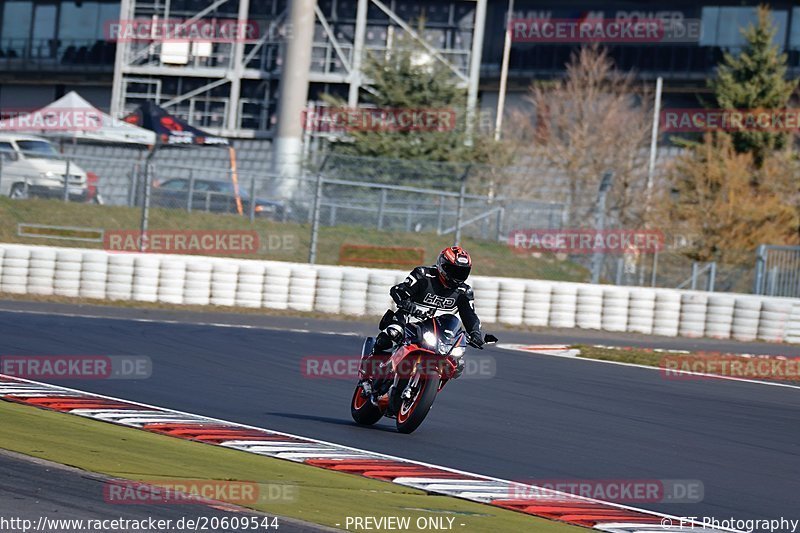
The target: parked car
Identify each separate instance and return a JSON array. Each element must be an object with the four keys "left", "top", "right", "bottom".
[
  {"left": 0, "top": 134, "right": 88, "bottom": 201},
  {"left": 151, "top": 178, "right": 289, "bottom": 220}
]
